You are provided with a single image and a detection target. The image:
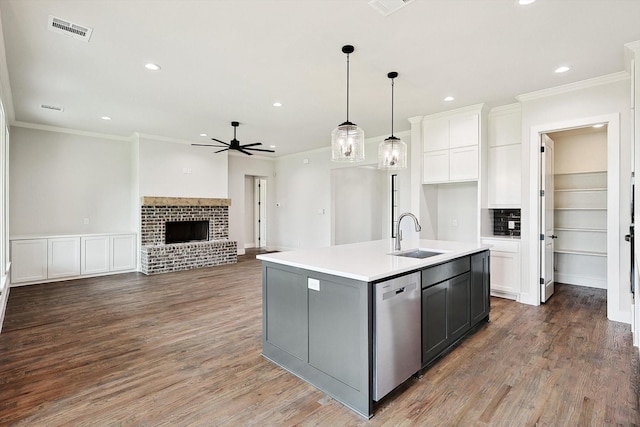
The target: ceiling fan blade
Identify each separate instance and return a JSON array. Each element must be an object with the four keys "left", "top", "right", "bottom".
[
  {"left": 245, "top": 147, "right": 275, "bottom": 153},
  {"left": 214, "top": 148, "right": 230, "bottom": 153},
  {"left": 192, "top": 143, "right": 229, "bottom": 148},
  {"left": 237, "top": 148, "right": 254, "bottom": 156},
  {"left": 240, "top": 142, "right": 262, "bottom": 148},
  {"left": 210, "top": 138, "right": 230, "bottom": 145}
]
